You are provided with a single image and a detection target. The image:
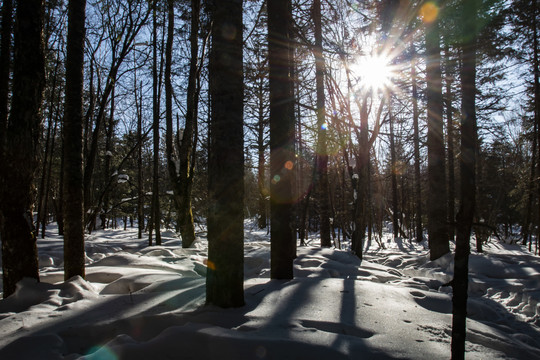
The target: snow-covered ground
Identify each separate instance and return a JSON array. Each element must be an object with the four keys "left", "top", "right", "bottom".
[{"left": 1, "top": 220, "right": 539, "bottom": 359}]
